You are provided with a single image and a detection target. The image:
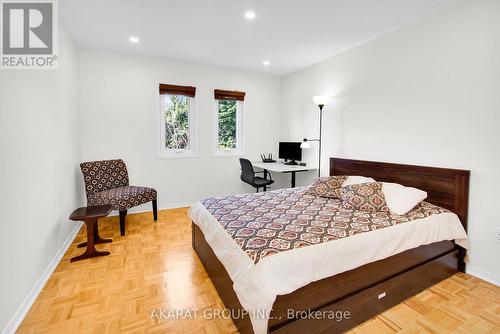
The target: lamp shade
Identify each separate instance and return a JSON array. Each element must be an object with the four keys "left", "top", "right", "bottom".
[
  {"left": 300, "top": 141, "right": 310, "bottom": 149},
  {"left": 312, "top": 96, "right": 331, "bottom": 106}
]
